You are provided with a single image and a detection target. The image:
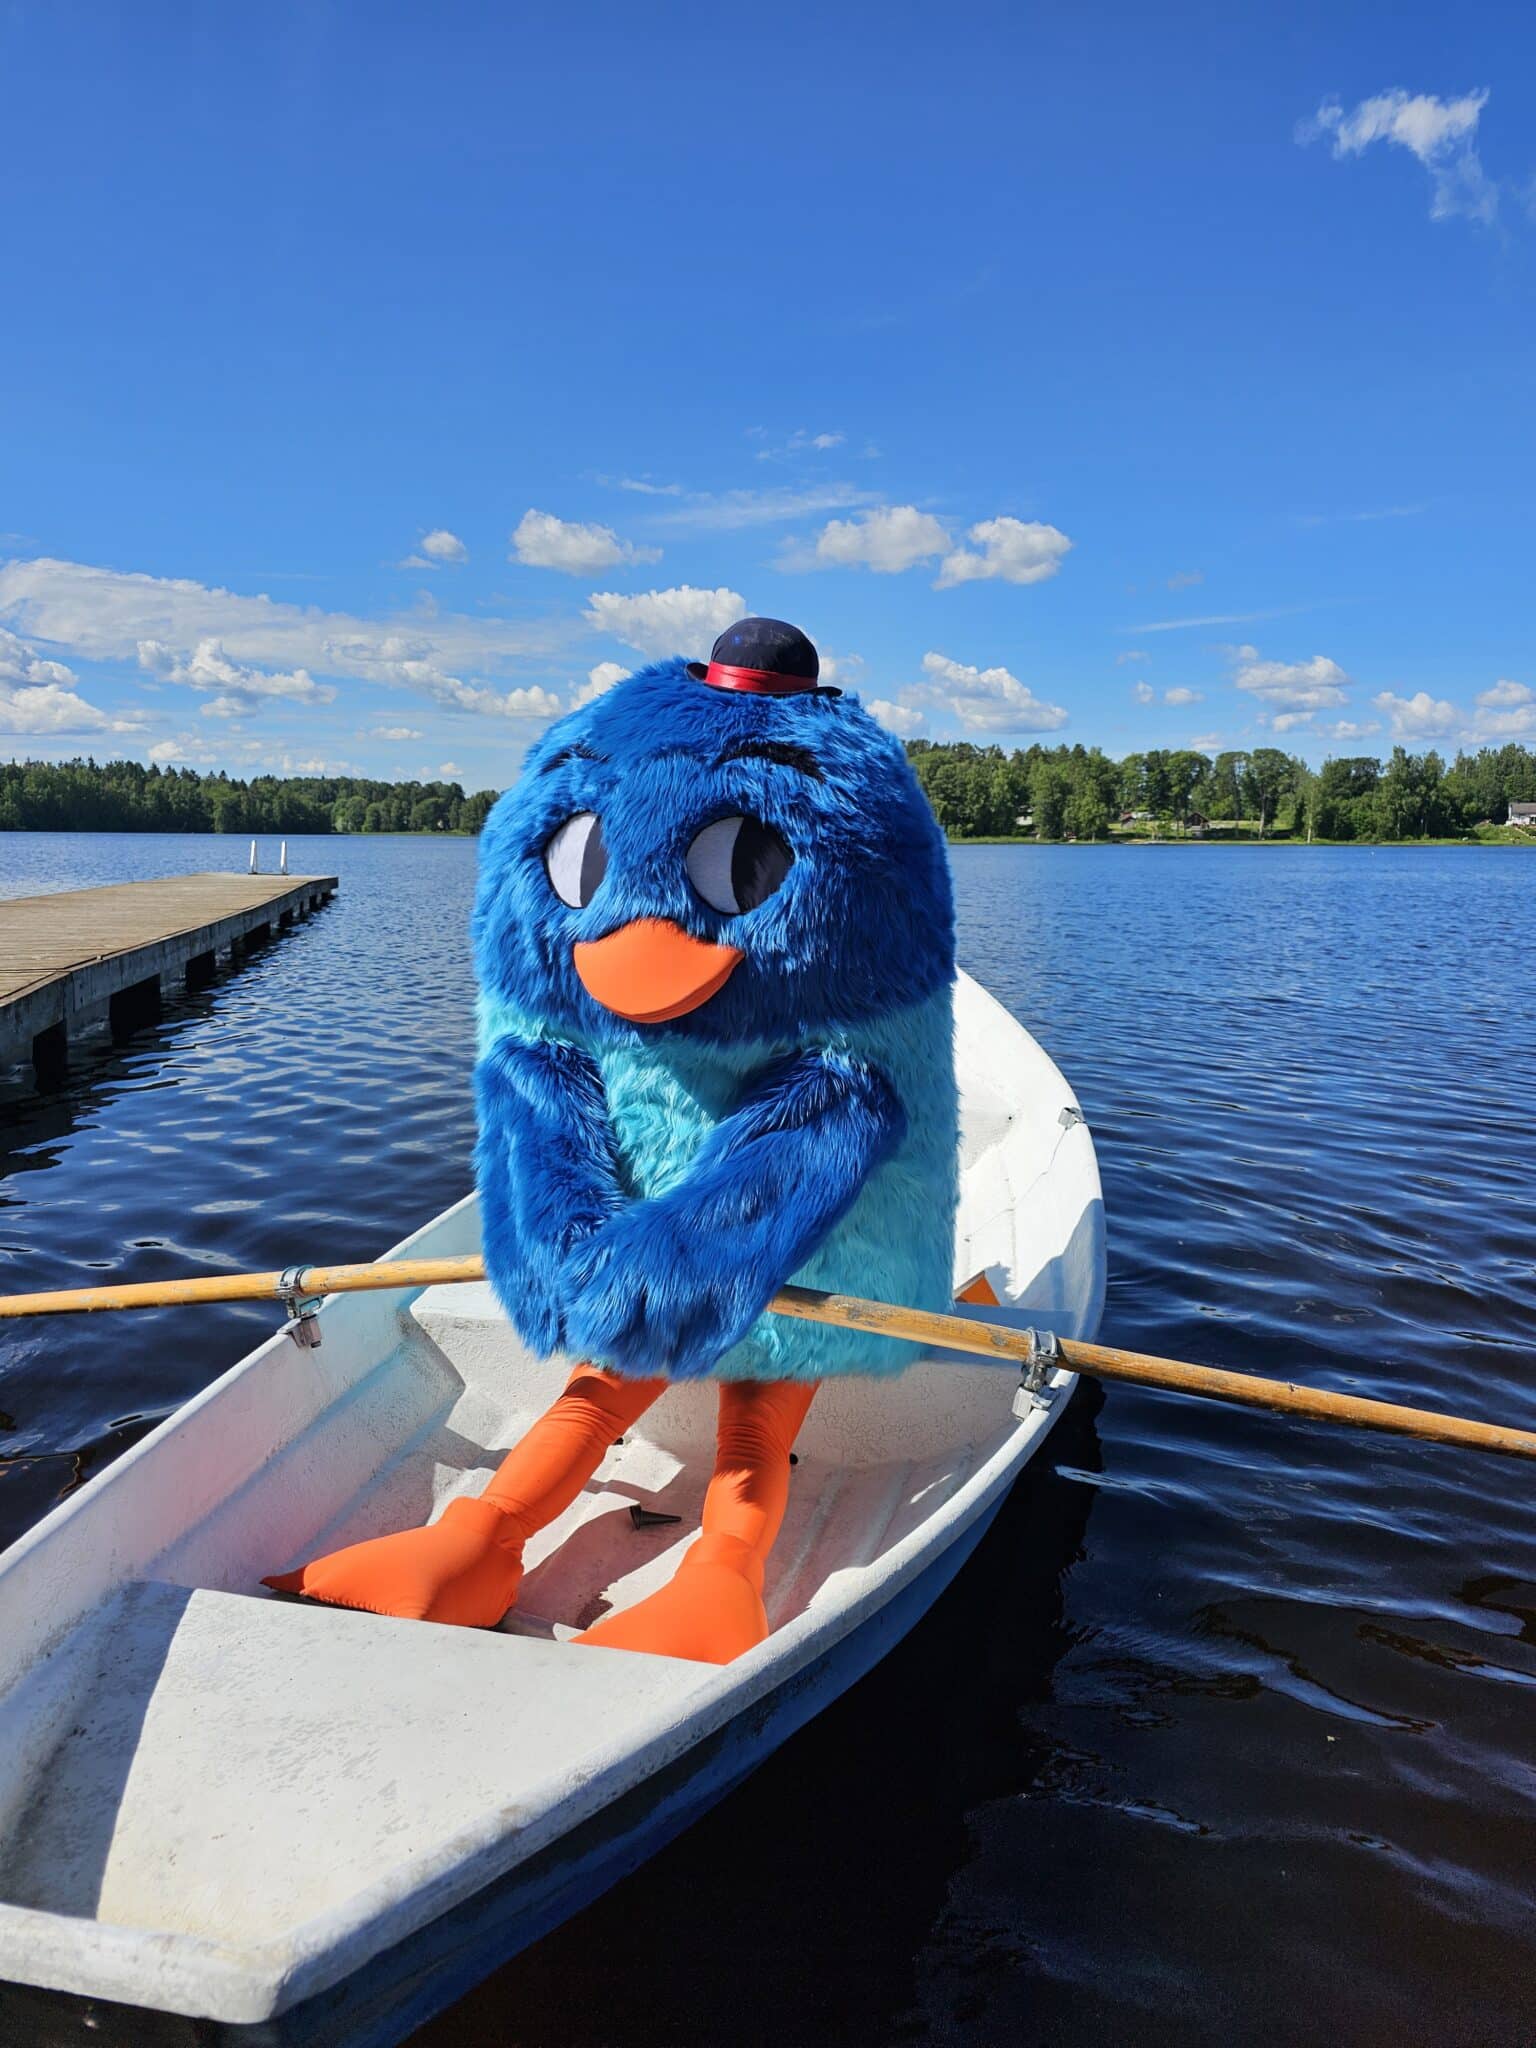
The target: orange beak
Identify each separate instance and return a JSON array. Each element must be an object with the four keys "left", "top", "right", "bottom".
[{"left": 573, "top": 917, "right": 744, "bottom": 1024}]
